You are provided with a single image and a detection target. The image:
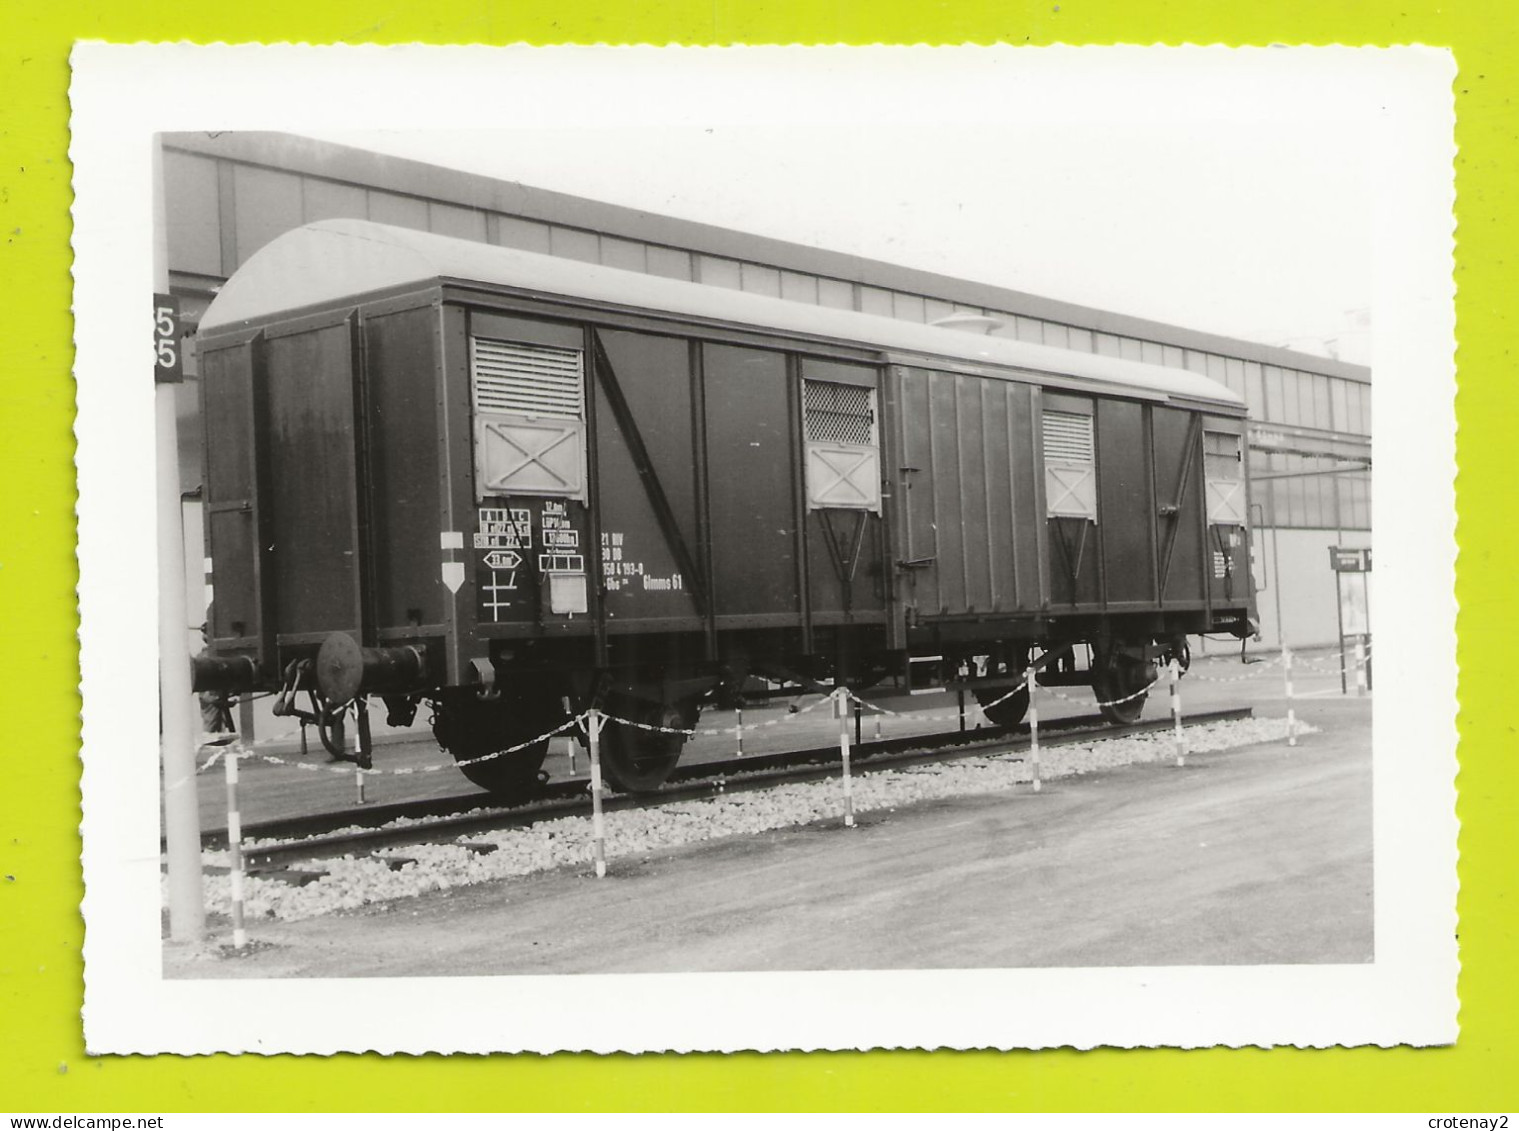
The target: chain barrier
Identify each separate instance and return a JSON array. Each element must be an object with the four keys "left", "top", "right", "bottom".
[
  {"left": 193, "top": 721, "right": 305, "bottom": 765},
  {"left": 1288, "top": 646, "right": 1372, "bottom": 676},
  {"left": 848, "top": 672, "right": 1152, "bottom": 718},
  {"left": 848, "top": 671, "right": 1153, "bottom": 718},
  {"left": 165, "top": 721, "right": 309, "bottom": 794},
  {"left": 235, "top": 715, "right": 585, "bottom": 777},
  {"left": 1038, "top": 677, "right": 1160, "bottom": 709},
  {"left": 185, "top": 693, "right": 840, "bottom": 783},
  {"left": 179, "top": 641, "right": 1371, "bottom": 788},
  {"left": 1177, "top": 644, "right": 1373, "bottom": 683},
  {"left": 420, "top": 716, "right": 584, "bottom": 772},
  {"left": 598, "top": 693, "right": 833, "bottom": 737},
  {"left": 846, "top": 677, "right": 1029, "bottom": 722},
  {"left": 1181, "top": 663, "right": 1278, "bottom": 684},
  {"left": 183, "top": 713, "right": 582, "bottom": 782}
]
